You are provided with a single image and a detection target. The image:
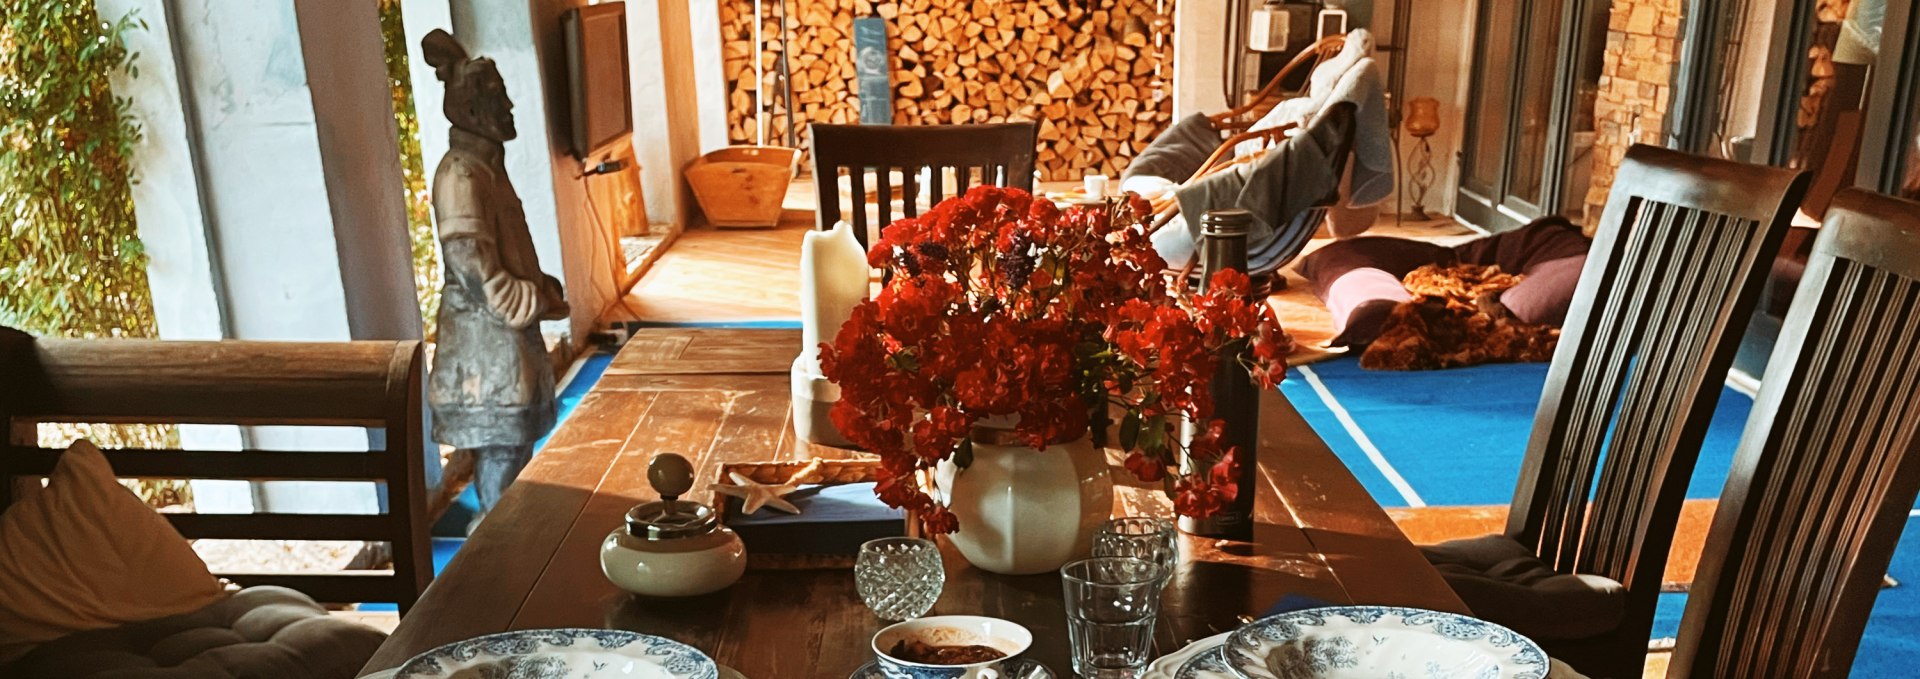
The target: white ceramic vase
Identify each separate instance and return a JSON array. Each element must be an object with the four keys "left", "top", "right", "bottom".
[{"left": 938, "top": 426, "right": 1114, "bottom": 575}]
